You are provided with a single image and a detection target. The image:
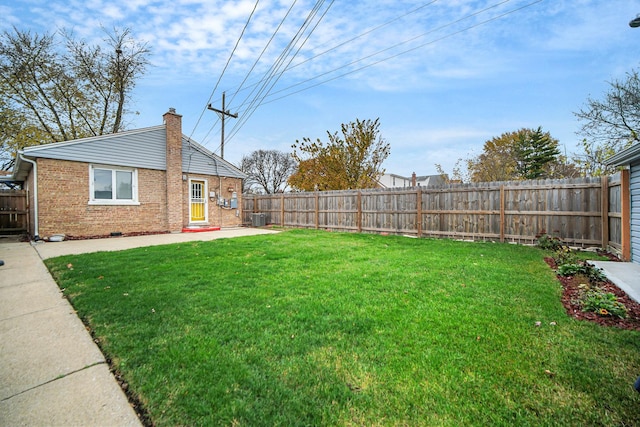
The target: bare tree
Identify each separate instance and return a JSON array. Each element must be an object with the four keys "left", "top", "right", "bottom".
[
  {"left": 574, "top": 69, "right": 640, "bottom": 175},
  {"left": 240, "top": 150, "right": 297, "bottom": 194},
  {"left": 0, "top": 26, "right": 150, "bottom": 169}
]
